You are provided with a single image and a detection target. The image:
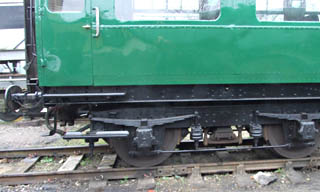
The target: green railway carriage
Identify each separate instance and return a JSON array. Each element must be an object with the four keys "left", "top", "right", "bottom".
[
  {"left": 4, "top": 0, "right": 320, "bottom": 167},
  {"left": 37, "top": 0, "right": 320, "bottom": 86}
]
